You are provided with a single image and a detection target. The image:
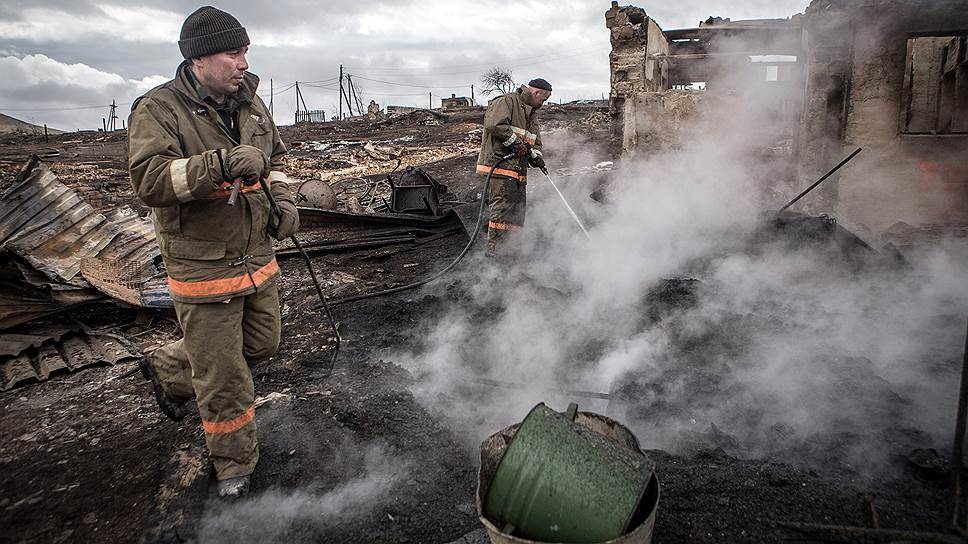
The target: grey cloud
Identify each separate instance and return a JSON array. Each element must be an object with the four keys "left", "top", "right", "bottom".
[{"left": 1, "top": 1, "right": 811, "bottom": 129}]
